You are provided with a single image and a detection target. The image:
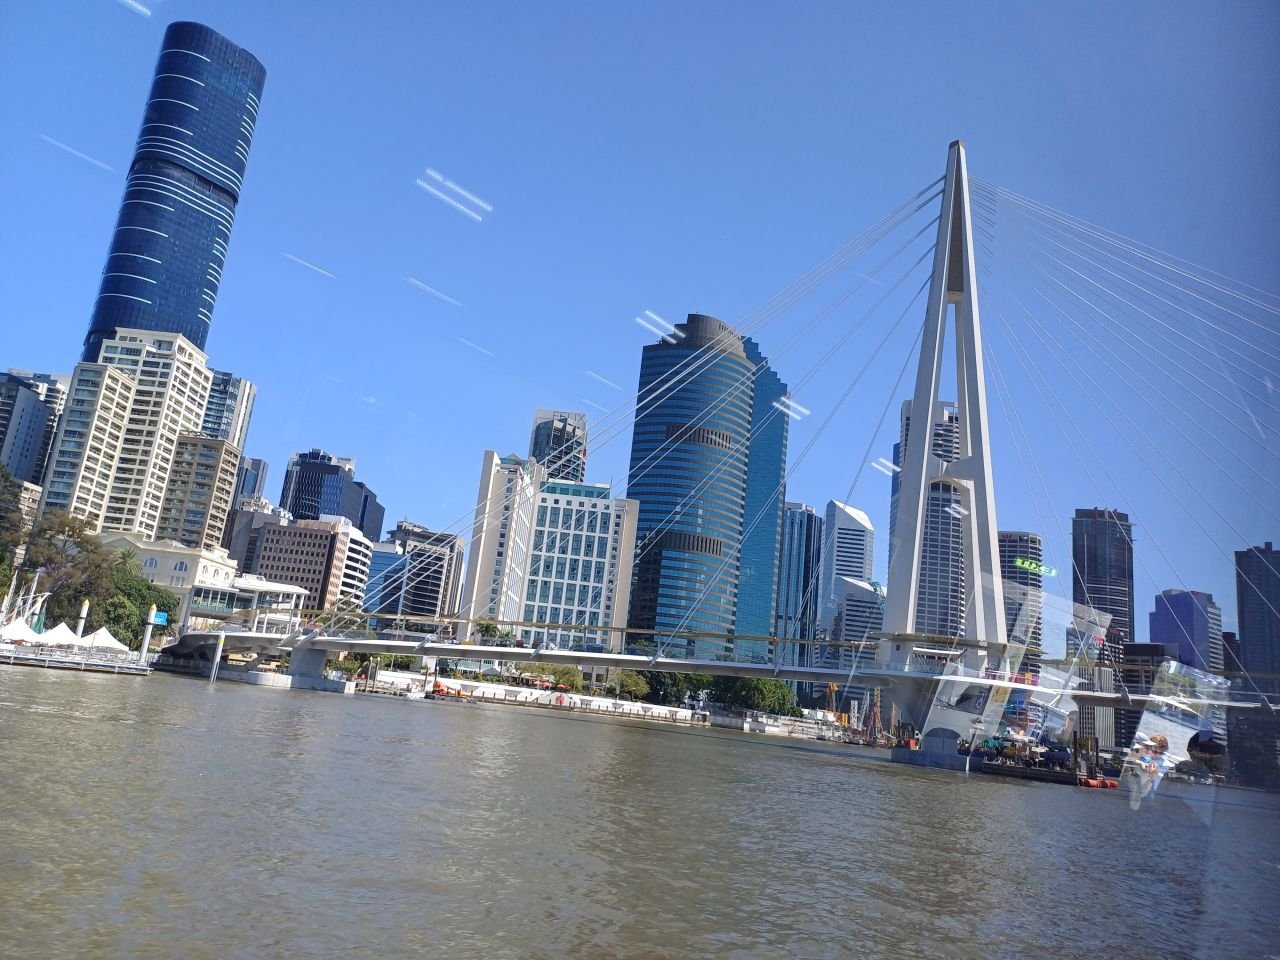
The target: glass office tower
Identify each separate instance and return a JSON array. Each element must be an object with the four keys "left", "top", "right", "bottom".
[
  {"left": 626, "top": 314, "right": 788, "bottom": 660},
  {"left": 82, "top": 22, "right": 266, "bottom": 360}
]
